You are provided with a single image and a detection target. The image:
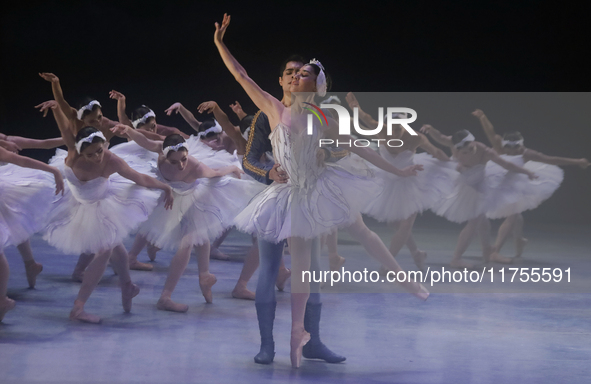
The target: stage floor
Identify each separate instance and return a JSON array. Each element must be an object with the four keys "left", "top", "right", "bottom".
[{"left": 1, "top": 217, "right": 590, "bottom": 384}]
